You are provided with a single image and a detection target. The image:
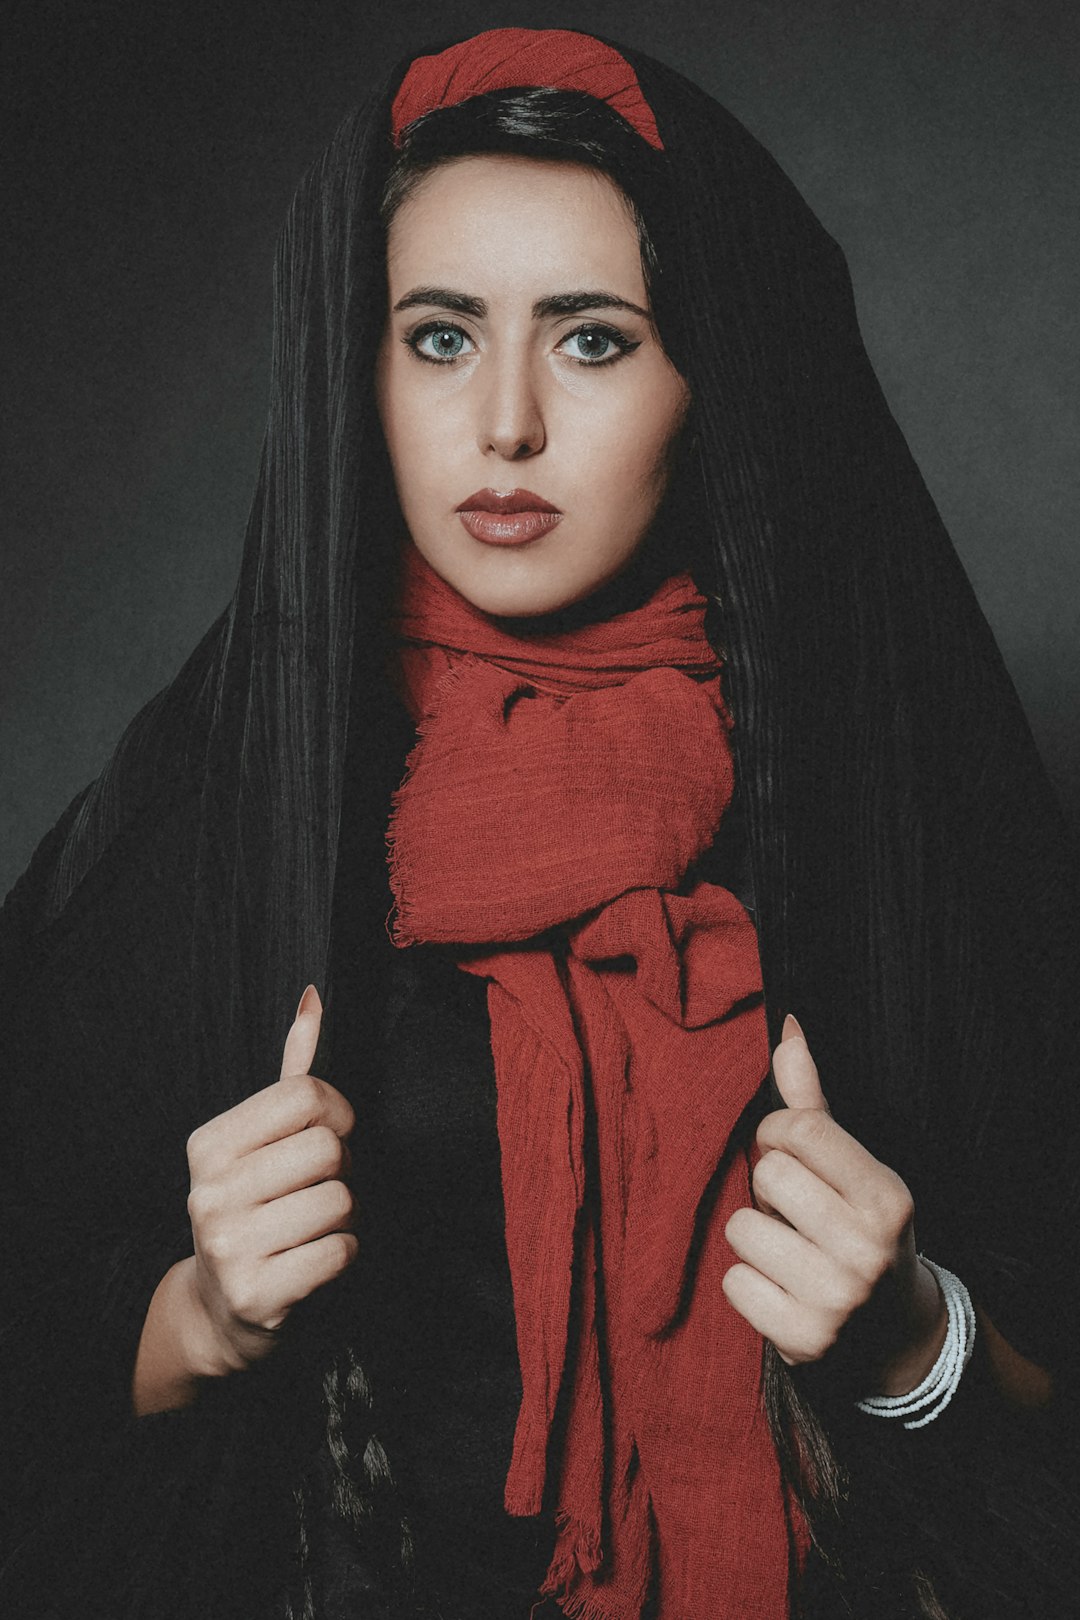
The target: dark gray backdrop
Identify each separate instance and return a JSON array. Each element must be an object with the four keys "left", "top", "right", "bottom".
[{"left": 4, "top": 0, "right": 1078, "bottom": 899}]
